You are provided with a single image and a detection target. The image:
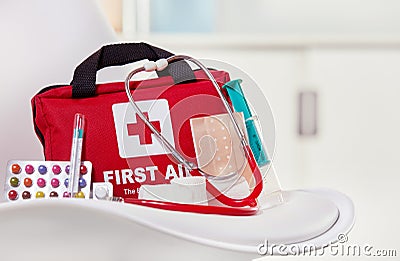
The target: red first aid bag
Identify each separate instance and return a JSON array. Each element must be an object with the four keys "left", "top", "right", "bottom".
[
  {"left": 32, "top": 43, "right": 262, "bottom": 209},
  {"left": 32, "top": 43, "right": 225, "bottom": 195}
]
